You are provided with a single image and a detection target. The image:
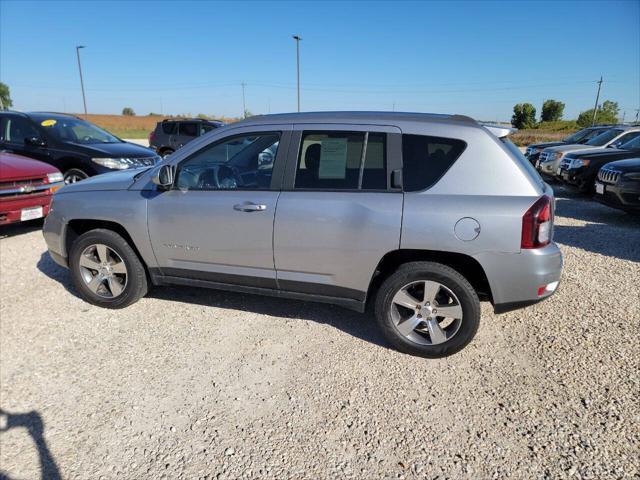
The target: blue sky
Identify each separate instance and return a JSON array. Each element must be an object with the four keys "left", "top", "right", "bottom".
[{"left": 1, "top": 0, "right": 638, "bottom": 121}]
